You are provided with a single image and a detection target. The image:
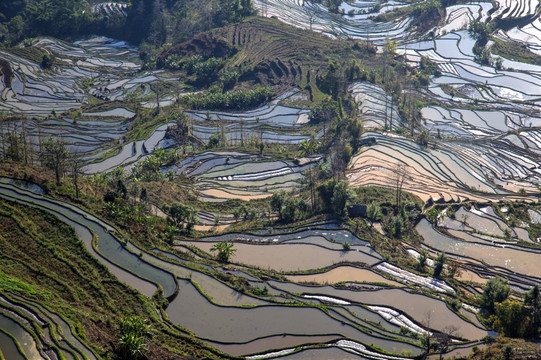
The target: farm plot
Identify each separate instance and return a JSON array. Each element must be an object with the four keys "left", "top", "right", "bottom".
[
  {"left": 491, "top": 0, "right": 540, "bottom": 19},
  {"left": 0, "top": 179, "right": 495, "bottom": 359},
  {"left": 186, "top": 100, "right": 315, "bottom": 145},
  {"left": 349, "top": 81, "right": 404, "bottom": 130},
  {"left": 0, "top": 181, "right": 177, "bottom": 298},
  {"left": 401, "top": 30, "right": 541, "bottom": 104},
  {"left": 176, "top": 231, "right": 382, "bottom": 271},
  {"left": 0, "top": 293, "right": 98, "bottom": 360},
  {"left": 180, "top": 152, "right": 318, "bottom": 201},
  {"left": 167, "top": 279, "right": 424, "bottom": 358},
  {"left": 347, "top": 133, "right": 503, "bottom": 202},
  {"left": 420, "top": 105, "right": 541, "bottom": 137},
  {"left": 348, "top": 128, "right": 541, "bottom": 201},
  {"left": 417, "top": 218, "right": 541, "bottom": 285},
  {"left": 267, "top": 281, "right": 489, "bottom": 340},
  {"left": 253, "top": 0, "right": 413, "bottom": 44},
  {"left": 436, "top": 3, "right": 493, "bottom": 36},
  {"left": 496, "top": 18, "right": 541, "bottom": 55},
  {"left": 0, "top": 117, "right": 129, "bottom": 164},
  {"left": 164, "top": 151, "right": 317, "bottom": 201},
  {"left": 439, "top": 140, "right": 541, "bottom": 193},
  {"left": 437, "top": 205, "right": 533, "bottom": 242},
  {"left": 0, "top": 36, "right": 174, "bottom": 117},
  {"left": 189, "top": 225, "right": 462, "bottom": 294},
  {"left": 0, "top": 181, "right": 425, "bottom": 359}
]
